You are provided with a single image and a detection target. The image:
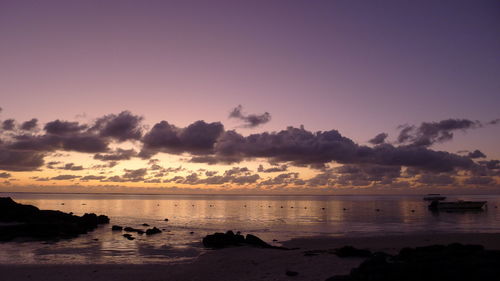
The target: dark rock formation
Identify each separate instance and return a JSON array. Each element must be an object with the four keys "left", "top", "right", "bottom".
[
  {"left": 202, "top": 231, "right": 287, "bottom": 249},
  {"left": 326, "top": 243, "right": 500, "bottom": 281},
  {"left": 0, "top": 197, "right": 109, "bottom": 241},
  {"left": 123, "top": 234, "right": 135, "bottom": 240},
  {"left": 145, "top": 227, "right": 162, "bottom": 235},
  {"left": 123, "top": 227, "right": 145, "bottom": 234},
  {"left": 286, "top": 270, "right": 299, "bottom": 276},
  {"left": 111, "top": 225, "right": 123, "bottom": 231},
  {"left": 334, "top": 246, "right": 372, "bottom": 258}
]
